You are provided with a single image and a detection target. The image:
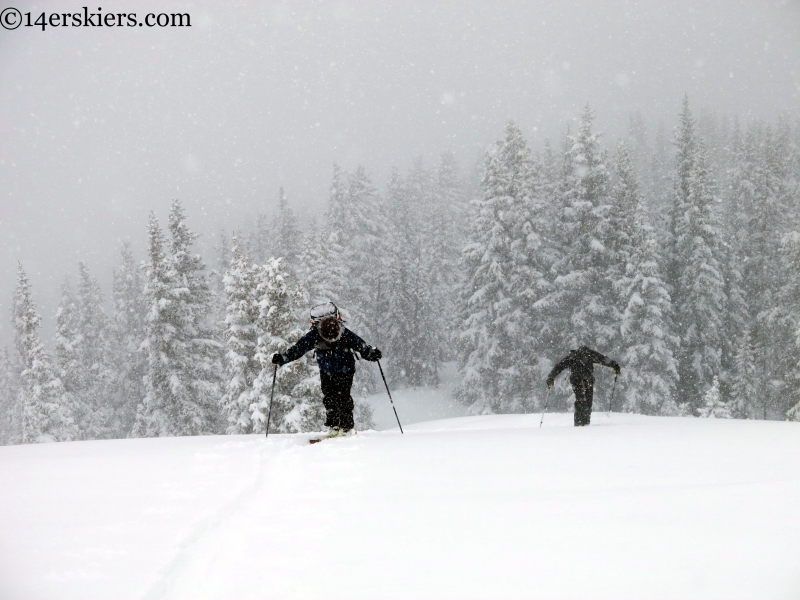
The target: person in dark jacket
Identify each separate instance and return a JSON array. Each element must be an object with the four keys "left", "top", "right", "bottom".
[
  {"left": 546, "top": 346, "right": 621, "bottom": 426},
  {"left": 271, "top": 302, "right": 381, "bottom": 435}
]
